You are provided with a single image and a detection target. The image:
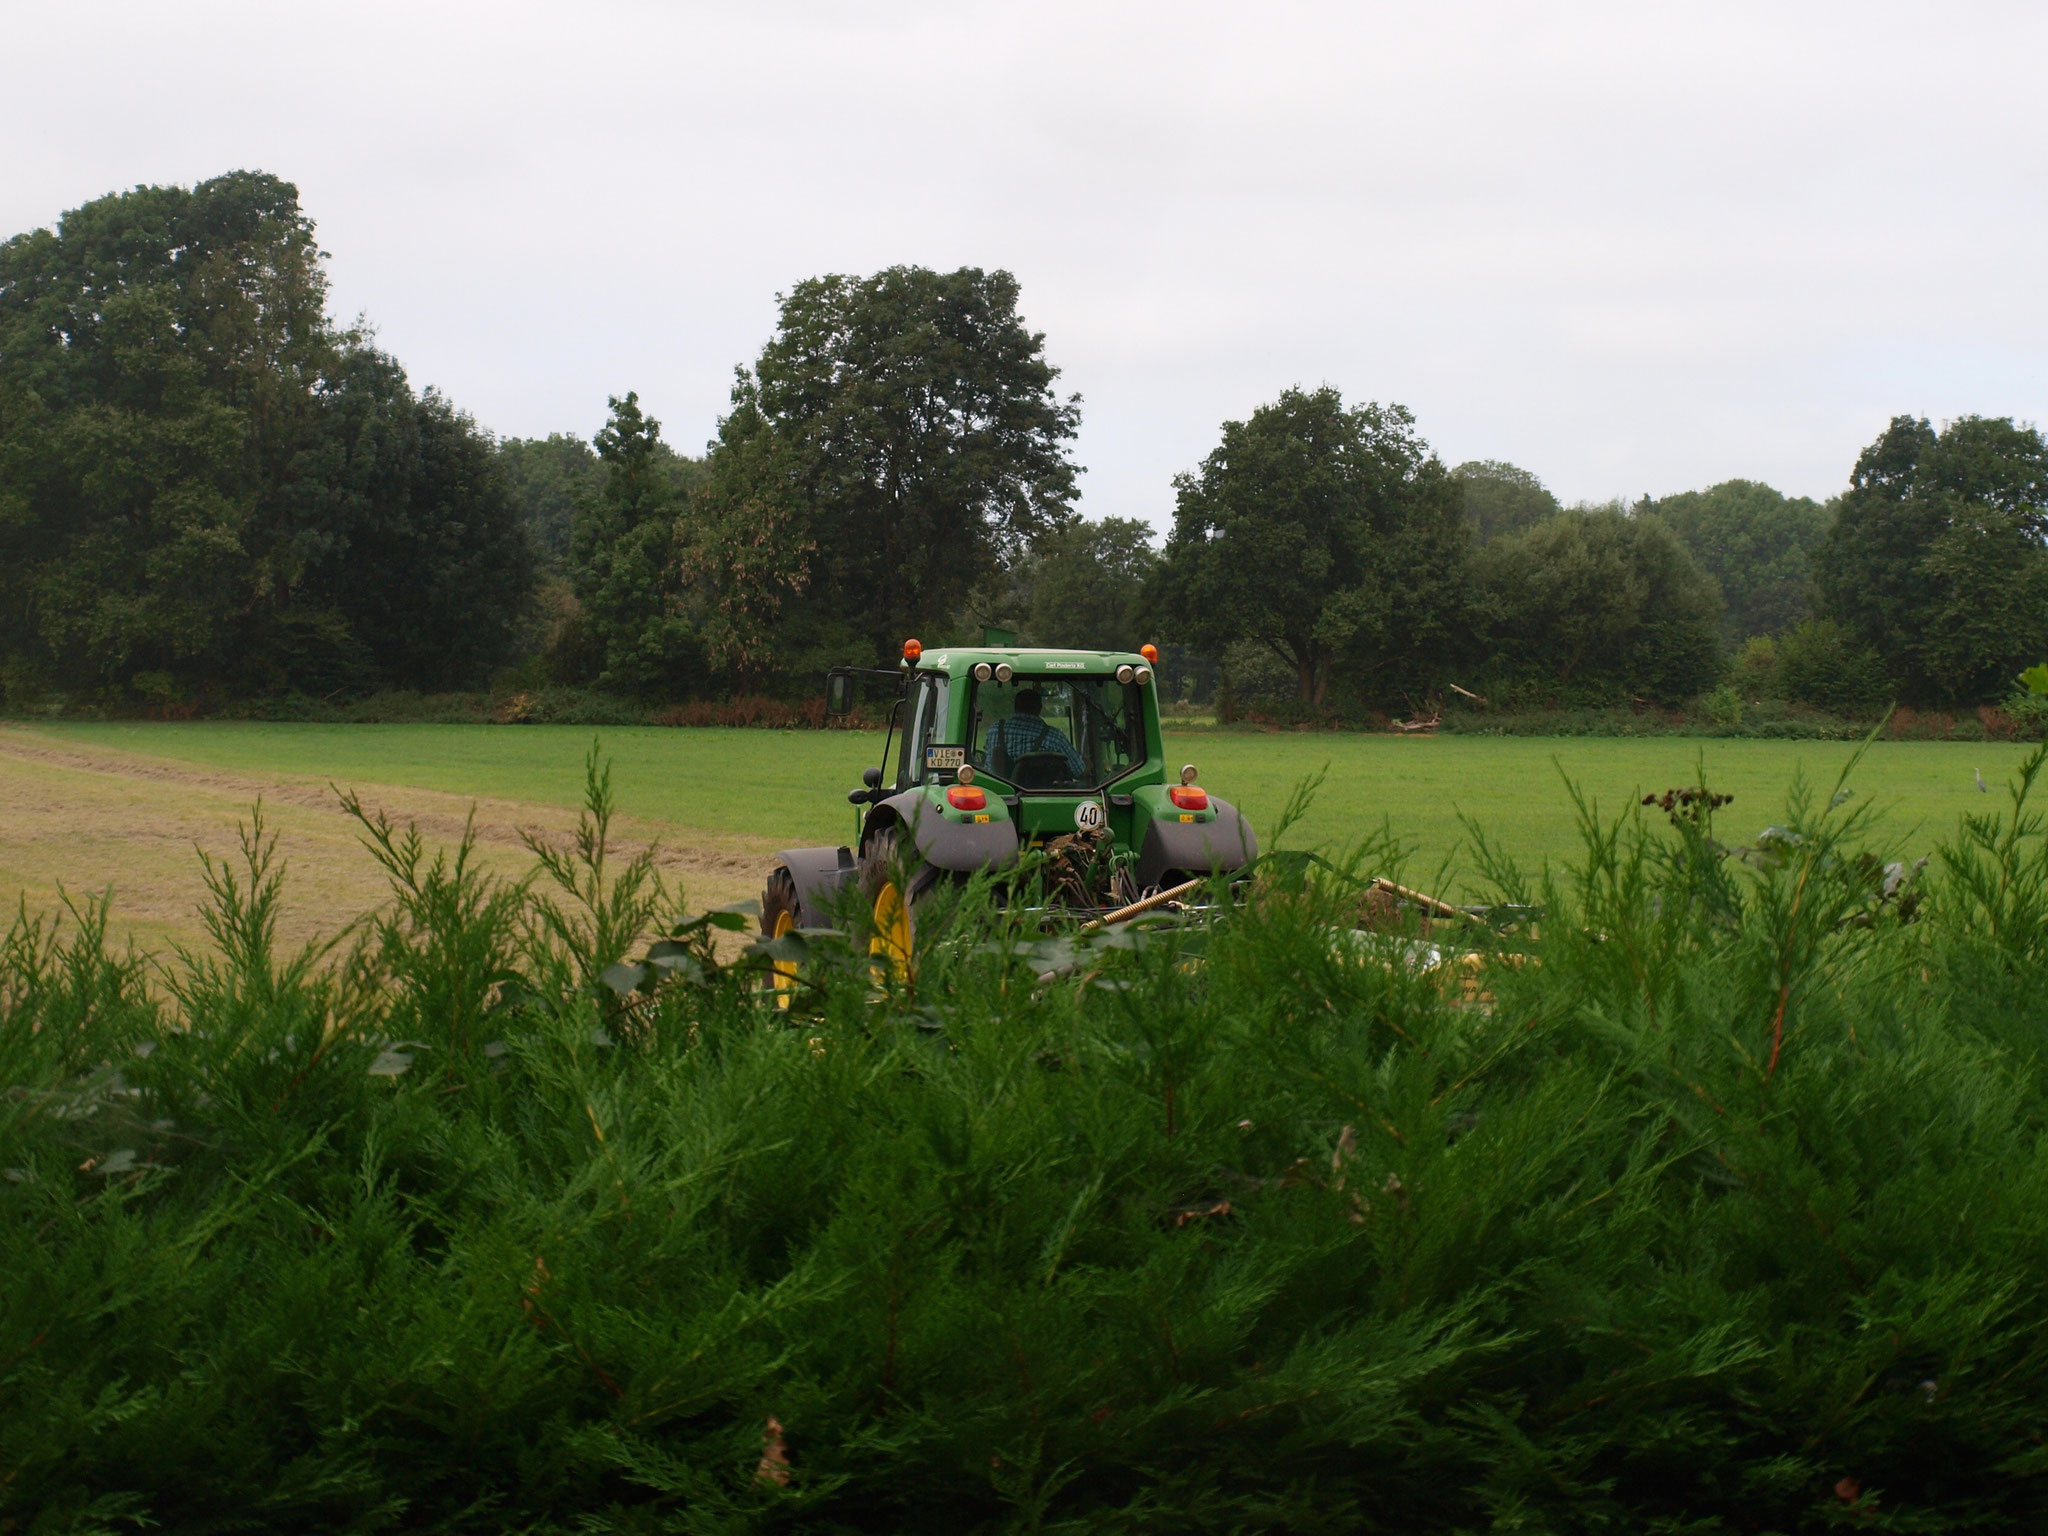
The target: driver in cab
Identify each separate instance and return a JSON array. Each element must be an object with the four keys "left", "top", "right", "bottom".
[{"left": 986, "top": 688, "right": 1086, "bottom": 783}]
